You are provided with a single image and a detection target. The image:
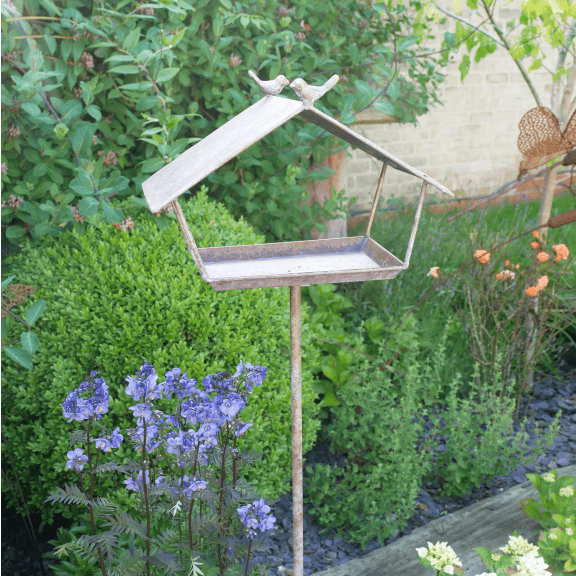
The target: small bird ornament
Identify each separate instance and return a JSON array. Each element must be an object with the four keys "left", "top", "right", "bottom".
[
  {"left": 289, "top": 74, "right": 340, "bottom": 108},
  {"left": 248, "top": 70, "right": 290, "bottom": 96}
]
